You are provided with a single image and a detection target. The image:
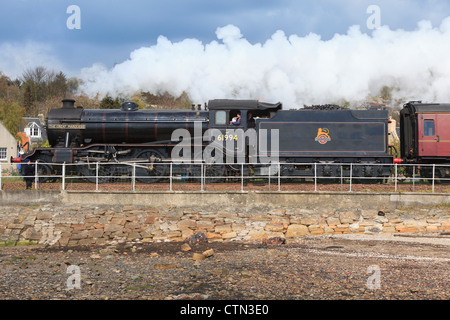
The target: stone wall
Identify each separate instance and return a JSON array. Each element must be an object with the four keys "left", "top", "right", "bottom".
[
  {"left": 1, "top": 203, "right": 449, "bottom": 246},
  {"left": 3, "top": 190, "right": 450, "bottom": 211}
]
